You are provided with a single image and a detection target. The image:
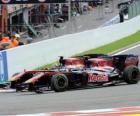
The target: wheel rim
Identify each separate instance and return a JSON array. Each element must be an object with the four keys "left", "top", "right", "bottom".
[{"left": 57, "top": 77, "right": 66, "bottom": 88}]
